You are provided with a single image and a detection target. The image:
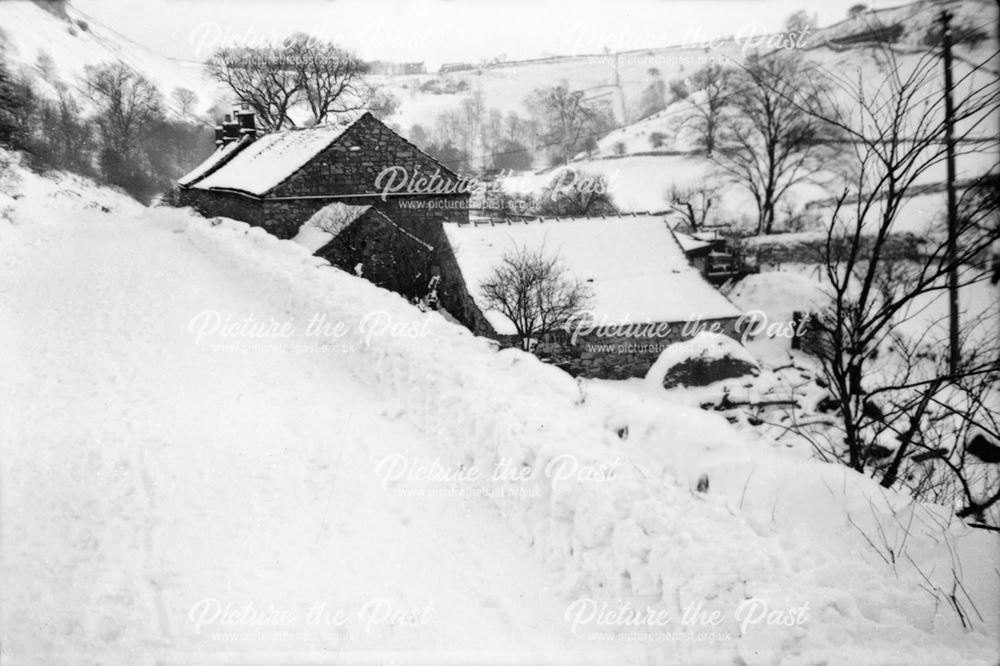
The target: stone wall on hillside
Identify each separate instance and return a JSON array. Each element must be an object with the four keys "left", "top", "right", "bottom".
[{"left": 739, "top": 232, "right": 927, "bottom": 268}]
